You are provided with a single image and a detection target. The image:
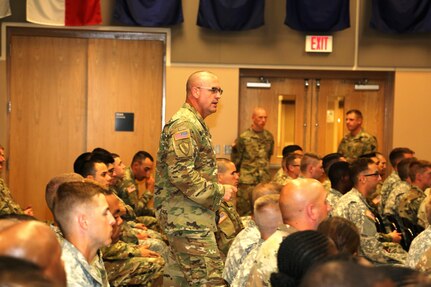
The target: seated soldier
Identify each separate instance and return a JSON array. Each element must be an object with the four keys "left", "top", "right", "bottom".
[
  {"left": 102, "top": 189, "right": 165, "bottom": 287},
  {"left": 54, "top": 181, "right": 115, "bottom": 286},
  {"left": 215, "top": 158, "right": 243, "bottom": 258}
]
